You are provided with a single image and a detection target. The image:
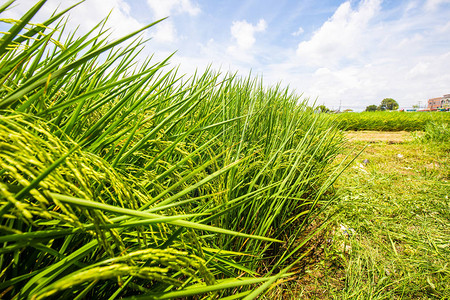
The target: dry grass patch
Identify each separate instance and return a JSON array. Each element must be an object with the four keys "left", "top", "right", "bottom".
[{"left": 344, "top": 131, "right": 415, "bottom": 143}]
